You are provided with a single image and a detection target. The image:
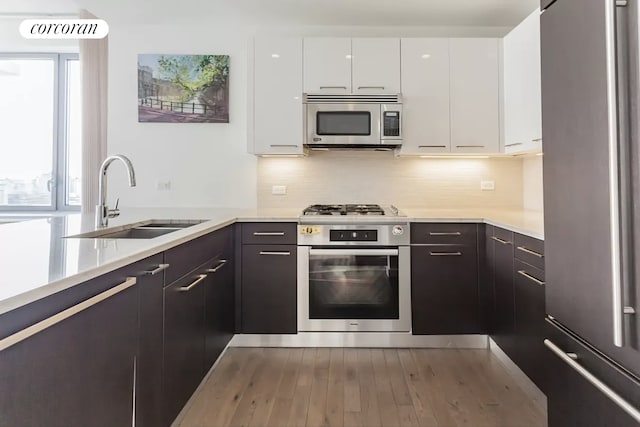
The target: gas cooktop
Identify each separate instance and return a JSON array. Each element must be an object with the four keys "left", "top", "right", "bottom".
[{"left": 302, "top": 204, "right": 400, "bottom": 216}]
